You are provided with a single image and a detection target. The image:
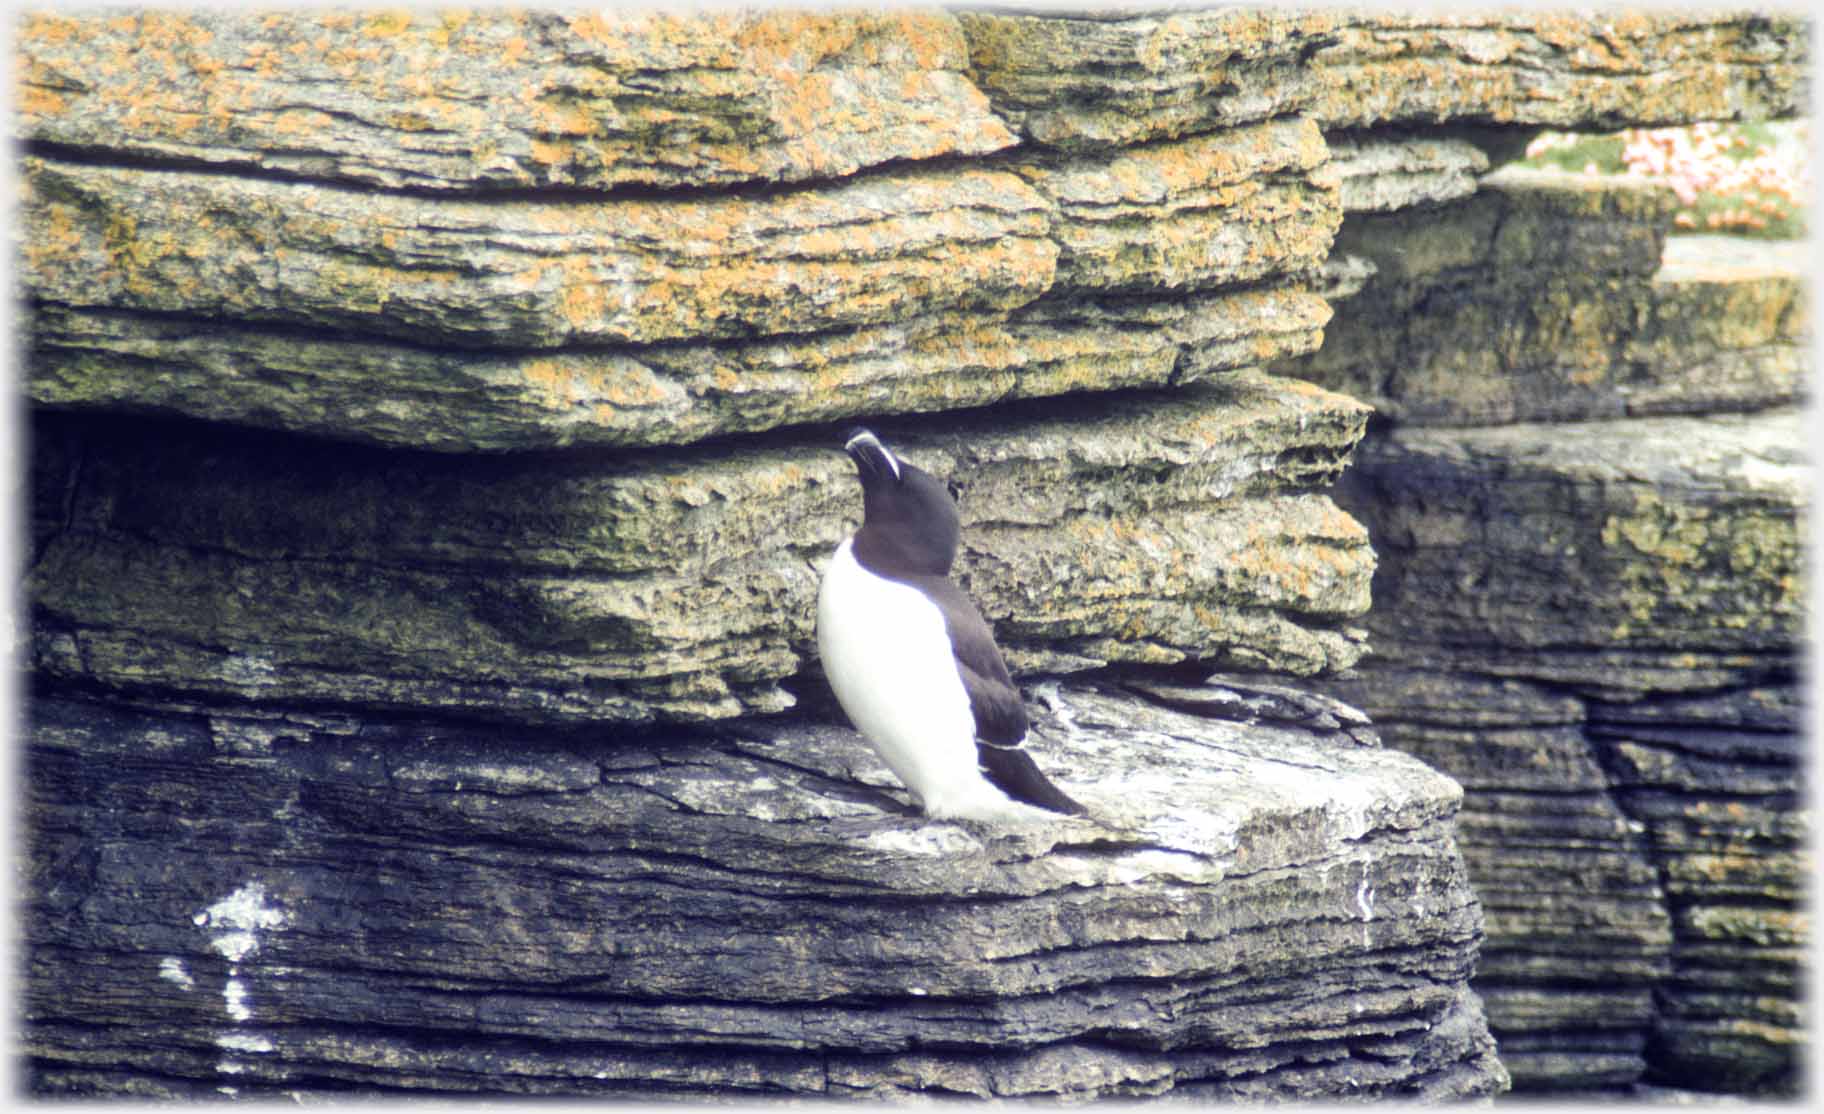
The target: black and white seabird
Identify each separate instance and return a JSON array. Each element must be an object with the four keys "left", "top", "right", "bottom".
[{"left": 817, "top": 427, "right": 1086, "bottom": 821}]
